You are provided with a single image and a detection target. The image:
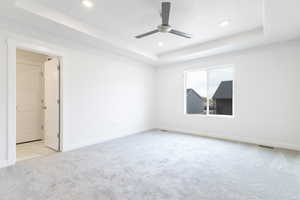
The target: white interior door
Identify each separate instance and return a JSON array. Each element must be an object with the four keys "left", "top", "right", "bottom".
[
  {"left": 44, "top": 57, "right": 60, "bottom": 151},
  {"left": 16, "top": 61, "right": 43, "bottom": 143}
]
